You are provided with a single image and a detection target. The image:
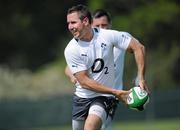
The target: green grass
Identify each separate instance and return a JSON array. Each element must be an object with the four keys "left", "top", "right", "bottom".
[
  {"left": 14, "top": 118, "right": 180, "bottom": 130},
  {"left": 114, "top": 119, "right": 180, "bottom": 130}
]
